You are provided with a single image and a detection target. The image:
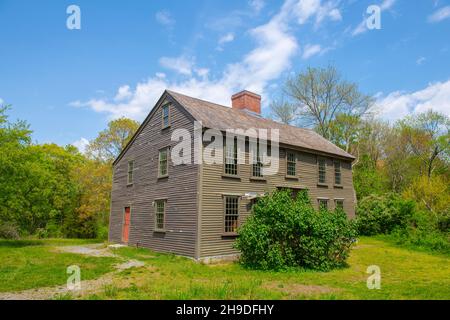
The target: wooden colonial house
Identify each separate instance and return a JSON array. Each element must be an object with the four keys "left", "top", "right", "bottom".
[{"left": 109, "top": 90, "right": 356, "bottom": 261}]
